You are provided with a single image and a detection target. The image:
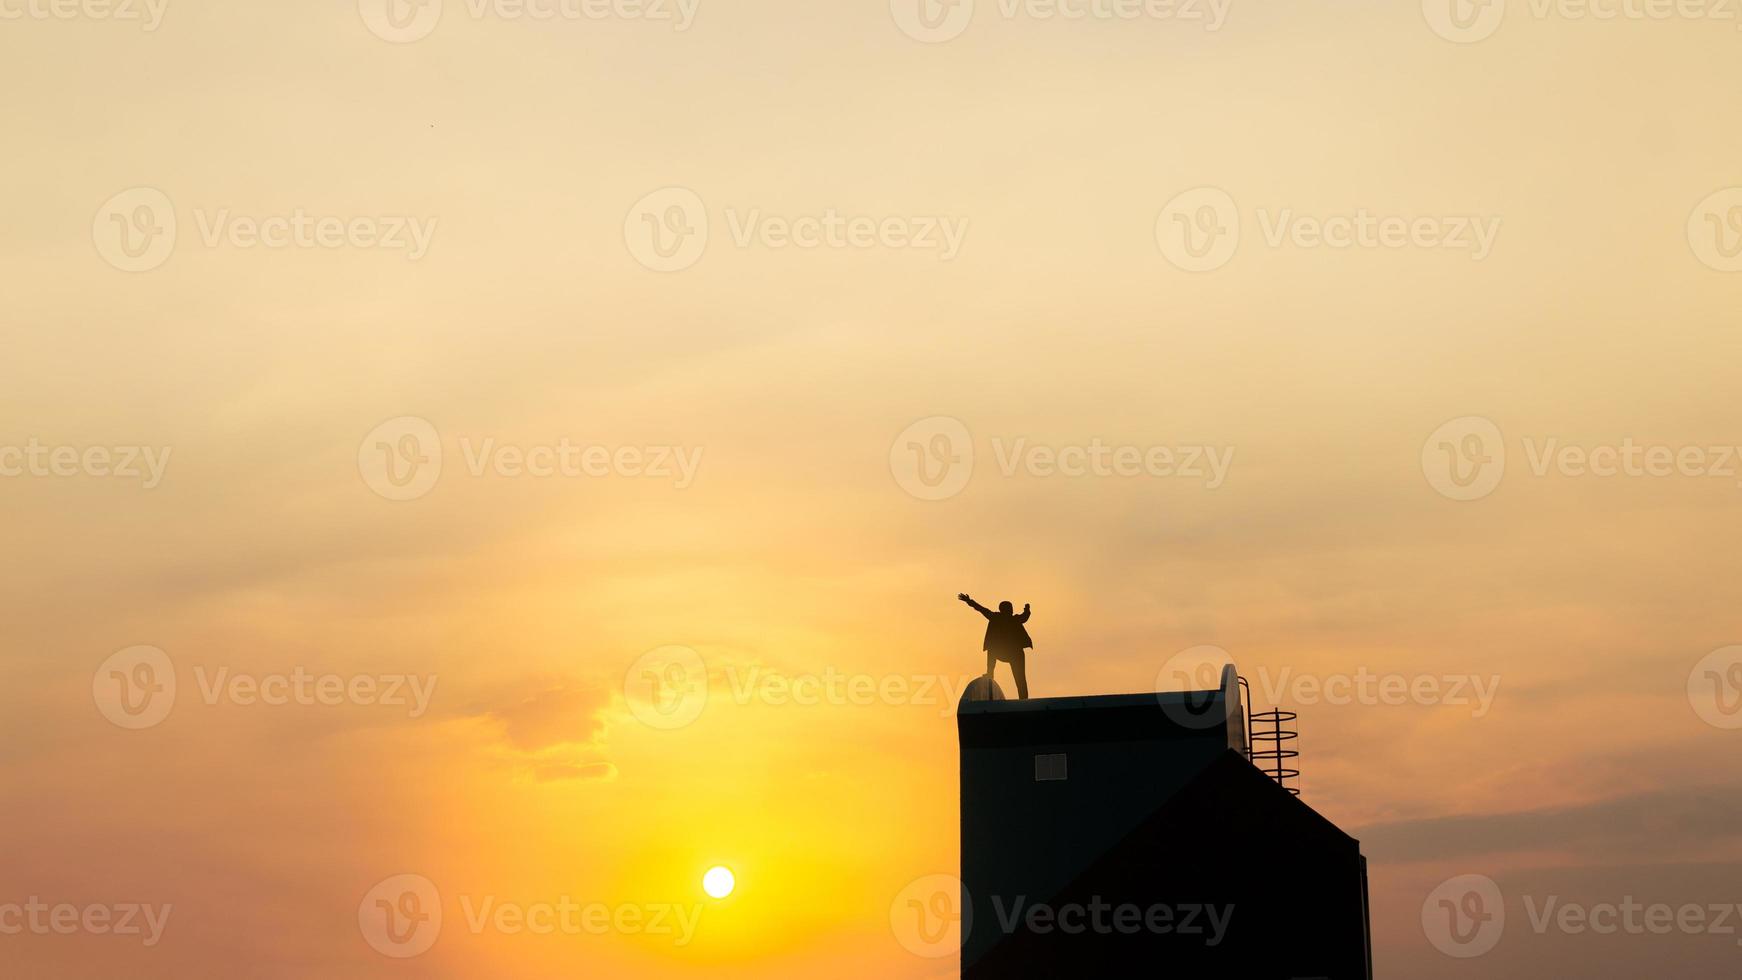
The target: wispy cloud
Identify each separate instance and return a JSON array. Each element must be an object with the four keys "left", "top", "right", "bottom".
[
  {"left": 473, "top": 678, "right": 617, "bottom": 782},
  {"left": 1357, "top": 784, "right": 1742, "bottom": 863}
]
